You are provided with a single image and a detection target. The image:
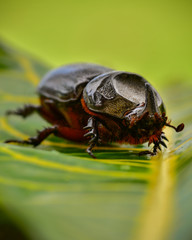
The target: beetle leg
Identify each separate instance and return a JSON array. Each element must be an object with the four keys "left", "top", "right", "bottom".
[
  {"left": 138, "top": 150, "right": 155, "bottom": 156},
  {"left": 148, "top": 133, "right": 166, "bottom": 156},
  {"left": 84, "top": 117, "right": 99, "bottom": 158},
  {"left": 86, "top": 143, "right": 97, "bottom": 159},
  {"left": 161, "top": 135, "right": 169, "bottom": 142},
  {"left": 5, "top": 126, "right": 58, "bottom": 147},
  {"left": 159, "top": 140, "right": 167, "bottom": 148},
  {"left": 139, "top": 140, "right": 160, "bottom": 156},
  {"left": 152, "top": 145, "right": 158, "bottom": 155},
  {"left": 6, "top": 104, "right": 42, "bottom": 118}
]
